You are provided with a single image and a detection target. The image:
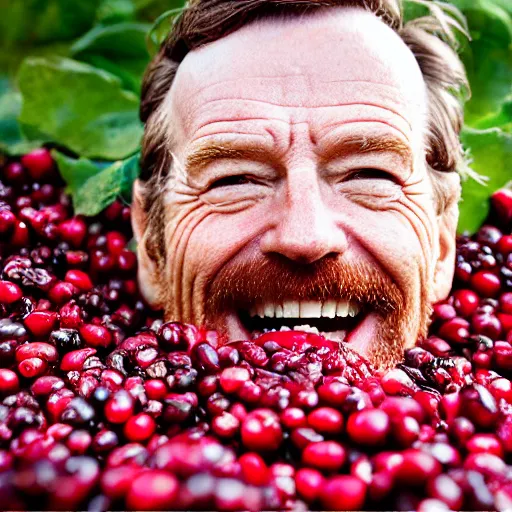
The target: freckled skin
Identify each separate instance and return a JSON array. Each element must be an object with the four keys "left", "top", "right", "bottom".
[{"left": 134, "top": 7, "right": 459, "bottom": 366}]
